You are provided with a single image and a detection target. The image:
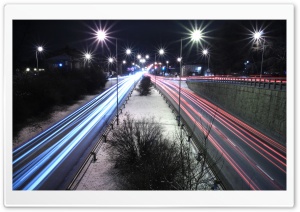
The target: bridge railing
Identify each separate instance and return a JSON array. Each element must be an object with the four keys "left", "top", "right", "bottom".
[
  {"left": 67, "top": 85, "right": 136, "bottom": 190},
  {"left": 187, "top": 76, "right": 286, "bottom": 90}
]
